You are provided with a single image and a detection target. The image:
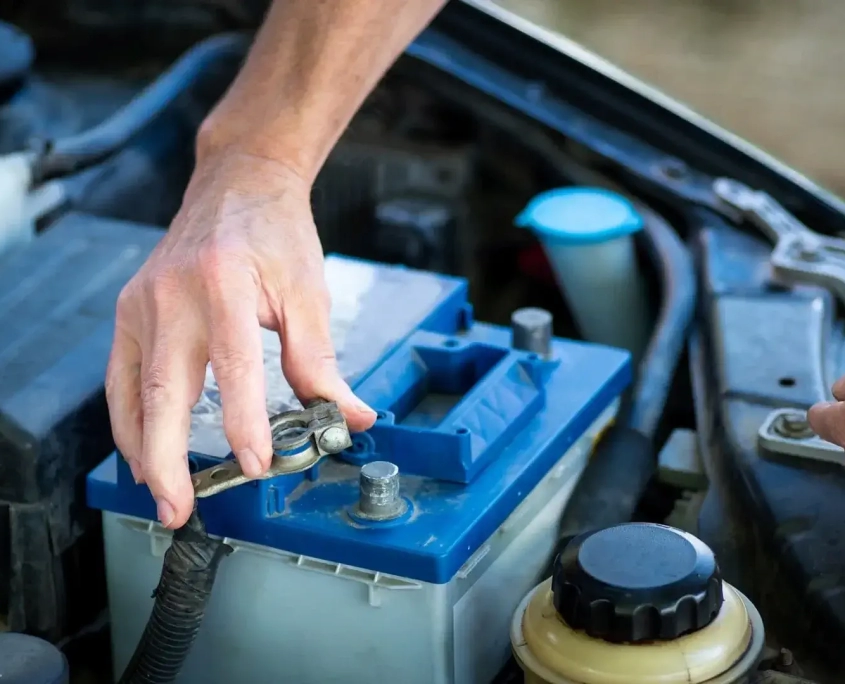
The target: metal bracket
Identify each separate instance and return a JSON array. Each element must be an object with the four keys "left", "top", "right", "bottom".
[
  {"left": 717, "top": 179, "right": 845, "bottom": 466},
  {"left": 714, "top": 177, "right": 845, "bottom": 303},
  {"left": 757, "top": 408, "right": 845, "bottom": 467},
  {"left": 191, "top": 400, "right": 352, "bottom": 498}
]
